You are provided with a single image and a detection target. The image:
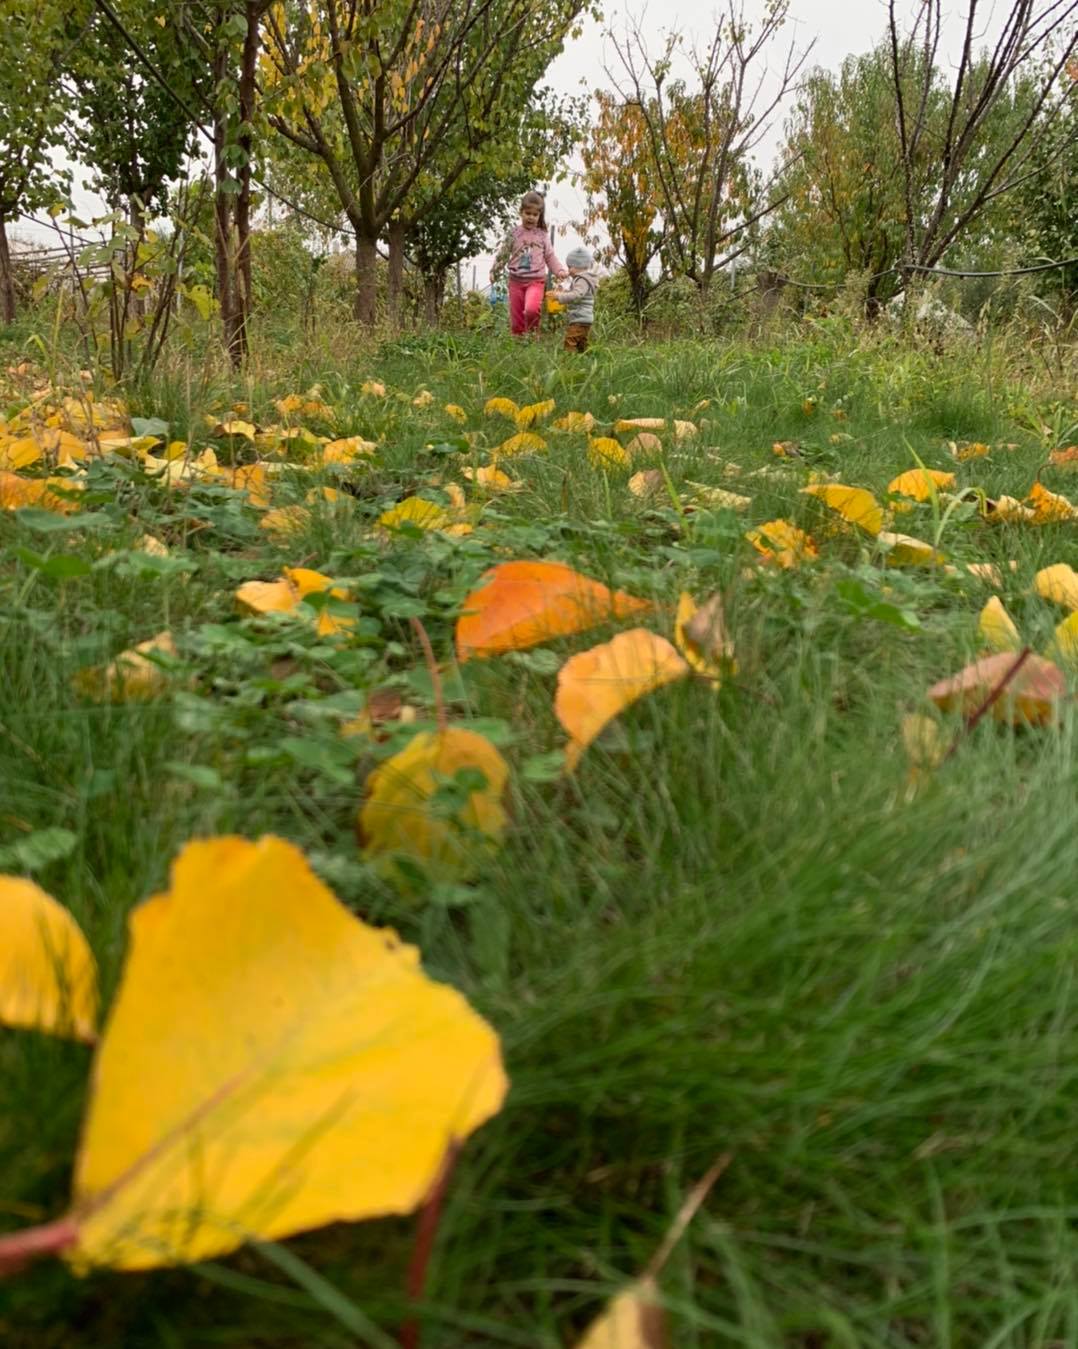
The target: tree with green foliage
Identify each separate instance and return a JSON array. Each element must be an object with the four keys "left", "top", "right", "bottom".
[
  {"left": 0, "top": 0, "right": 90, "bottom": 322},
  {"left": 261, "top": 0, "right": 597, "bottom": 327}
]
